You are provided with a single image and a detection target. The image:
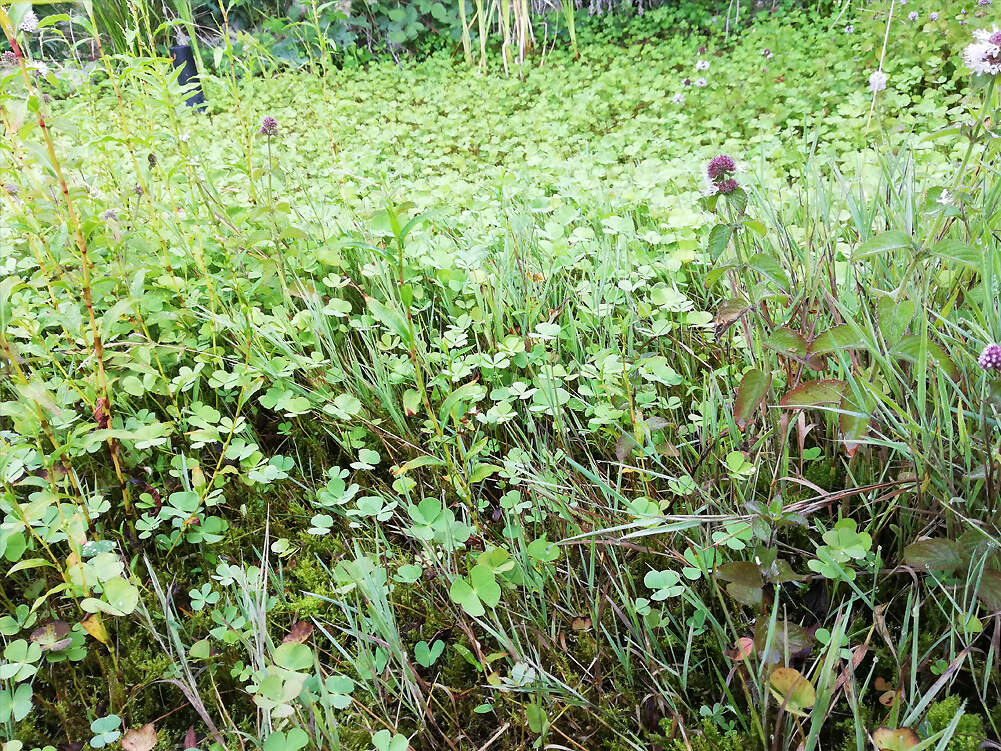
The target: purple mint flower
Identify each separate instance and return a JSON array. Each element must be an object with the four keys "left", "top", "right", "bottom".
[
  {"left": 930, "top": 11, "right": 939, "bottom": 19},
  {"left": 706, "top": 155, "right": 737, "bottom": 182},
  {"left": 909, "top": 11, "right": 919, "bottom": 20},
  {"left": 1, "top": 50, "right": 17, "bottom": 67},
  {"left": 979, "top": 0, "right": 992, "bottom": 7},
  {"left": 259, "top": 116, "right": 279, "bottom": 136},
  {"left": 979, "top": 344, "right": 1001, "bottom": 372},
  {"left": 19, "top": 10, "right": 38, "bottom": 33},
  {"left": 3, "top": 183, "right": 18, "bottom": 197},
  {"left": 716, "top": 178, "right": 741, "bottom": 195},
  {"left": 698, "top": 45, "right": 707, "bottom": 54}
]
